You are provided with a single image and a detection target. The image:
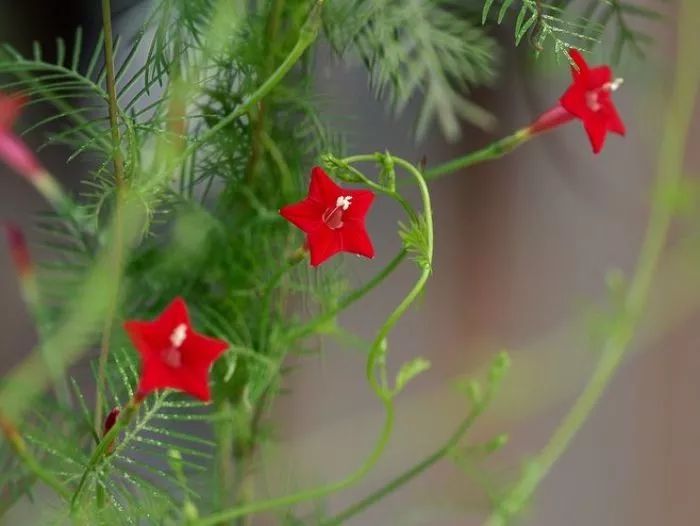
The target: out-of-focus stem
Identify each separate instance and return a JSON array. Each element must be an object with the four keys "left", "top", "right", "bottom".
[
  {"left": 3, "top": 224, "right": 70, "bottom": 404},
  {"left": 481, "top": 2, "right": 700, "bottom": 524},
  {"left": 94, "top": 0, "right": 127, "bottom": 437},
  {"left": 71, "top": 395, "right": 142, "bottom": 509},
  {"left": 424, "top": 128, "right": 531, "bottom": 181},
  {"left": 0, "top": 410, "right": 69, "bottom": 500}
]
